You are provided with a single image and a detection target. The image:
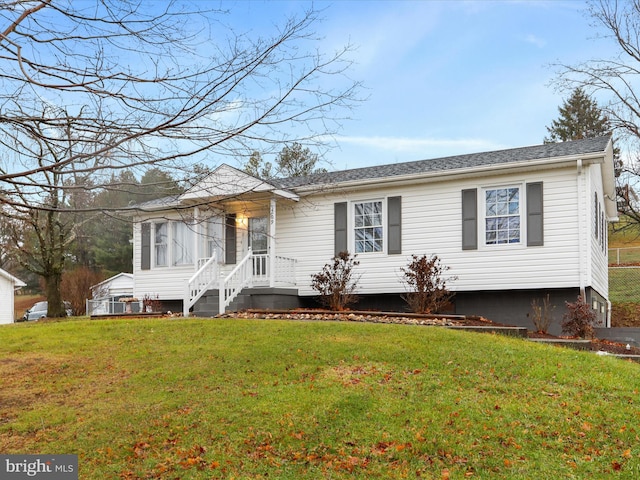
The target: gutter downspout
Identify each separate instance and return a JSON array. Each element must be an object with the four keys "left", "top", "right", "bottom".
[{"left": 576, "top": 159, "right": 587, "bottom": 299}]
